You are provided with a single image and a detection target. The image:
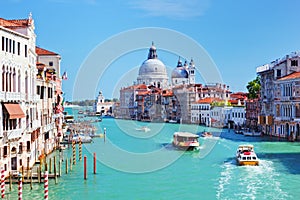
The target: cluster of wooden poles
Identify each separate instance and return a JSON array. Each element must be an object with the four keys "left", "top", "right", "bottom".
[{"left": 1, "top": 137, "right": 99, "bottom": 199}]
